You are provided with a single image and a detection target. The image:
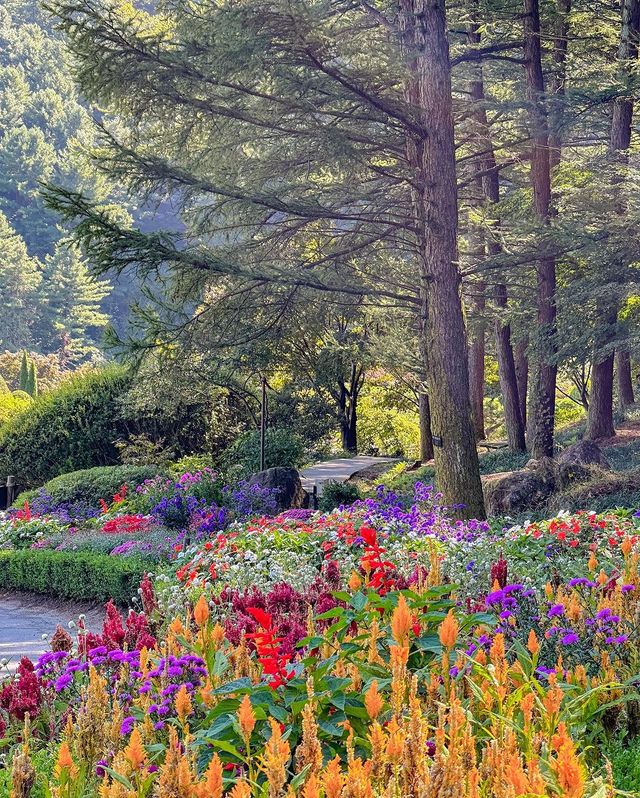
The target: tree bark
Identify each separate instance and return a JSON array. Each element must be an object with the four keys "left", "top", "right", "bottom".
[
  {"left": 523, "top": 0, "right": 557, "bottom": 459},
  {"left": 467, "top": 7, "right": 525, "bottom": 451},
  {"left": 495, "top": 286, "right": 527, "bottom": 451},
  {"left": 586, "top": 337, "right": 616, "bottom": 439},
  {"left": 515, "top": 337, "right": 529, "bottom": 431},
  {"left": 468, "top": 284, "right": 486, "bottom": 440},
  {"left": 617, "top": 349, "right": 635, "bottom": 406},
  {"left": 548, "top": 0, "right": 571, "bottom": 172},
  {"left": 586, "top": 0, "right": 640, "bottom": 439},
  {"left": 418, "top": 392, "right": 434, "bottom": 462},
  {"left": 399, "top": 0, "right": 485, "bottom": 519}
]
